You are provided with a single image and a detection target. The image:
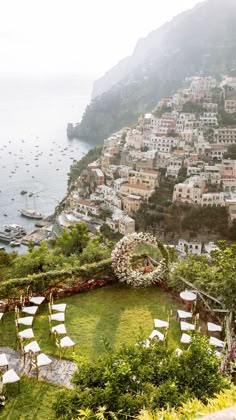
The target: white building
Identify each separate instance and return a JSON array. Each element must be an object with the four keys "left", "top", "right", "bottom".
[
  {"left": 187, "top": 166, "right": 202, "bottom": 177},
  {"left": 203, "top": 166, "right": 221, "bottom": 184},
  {"left": 200, "top": 113, "right": 218, "bottom": 128},
  {"left": 173, "top": 176, "right": 206, "bottom": 205},
  {"left": 214, "top": 128, "right": 236, "bottom": 144},
  {"left": 225, "top": 100, "right": 236, "bottom": 114},
  {"left": 176, "top": 239, "right": 202, "bottom": 256},
  {"left": 201, "top": 192, "right": 225, "bottom": 207},
  {"left": 143, "top": 136, "right": 179, "bottom": 153},
  {"left": 166, "top": 159, "right": 183, "bottom": 178}
]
